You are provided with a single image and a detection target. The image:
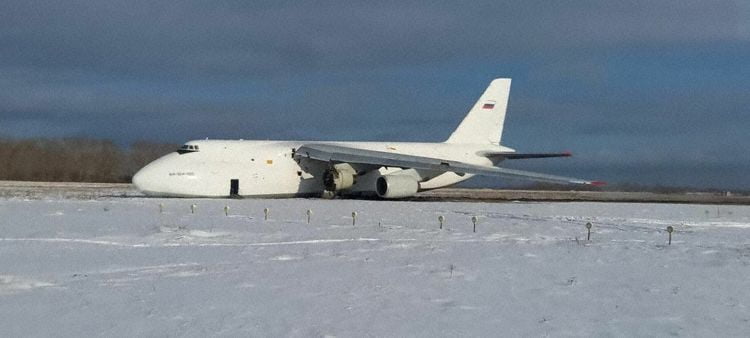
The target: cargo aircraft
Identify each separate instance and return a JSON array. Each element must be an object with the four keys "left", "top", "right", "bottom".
[{"left": 133, "top": 78, "right": 603, "bottom": 198}]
